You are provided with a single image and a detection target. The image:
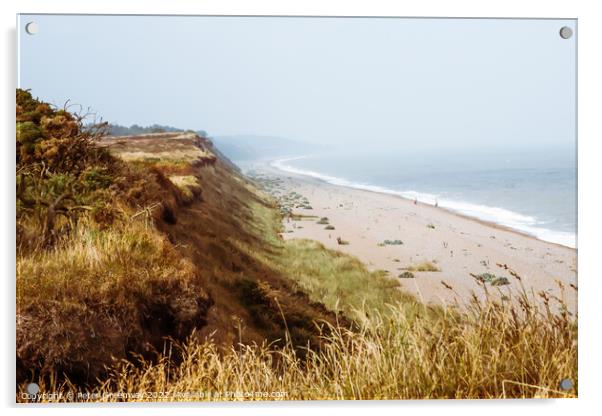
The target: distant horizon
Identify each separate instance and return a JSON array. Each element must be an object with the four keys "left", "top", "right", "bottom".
[{"left": 101, "top": 122, "right": 577, "bottom": 158}]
